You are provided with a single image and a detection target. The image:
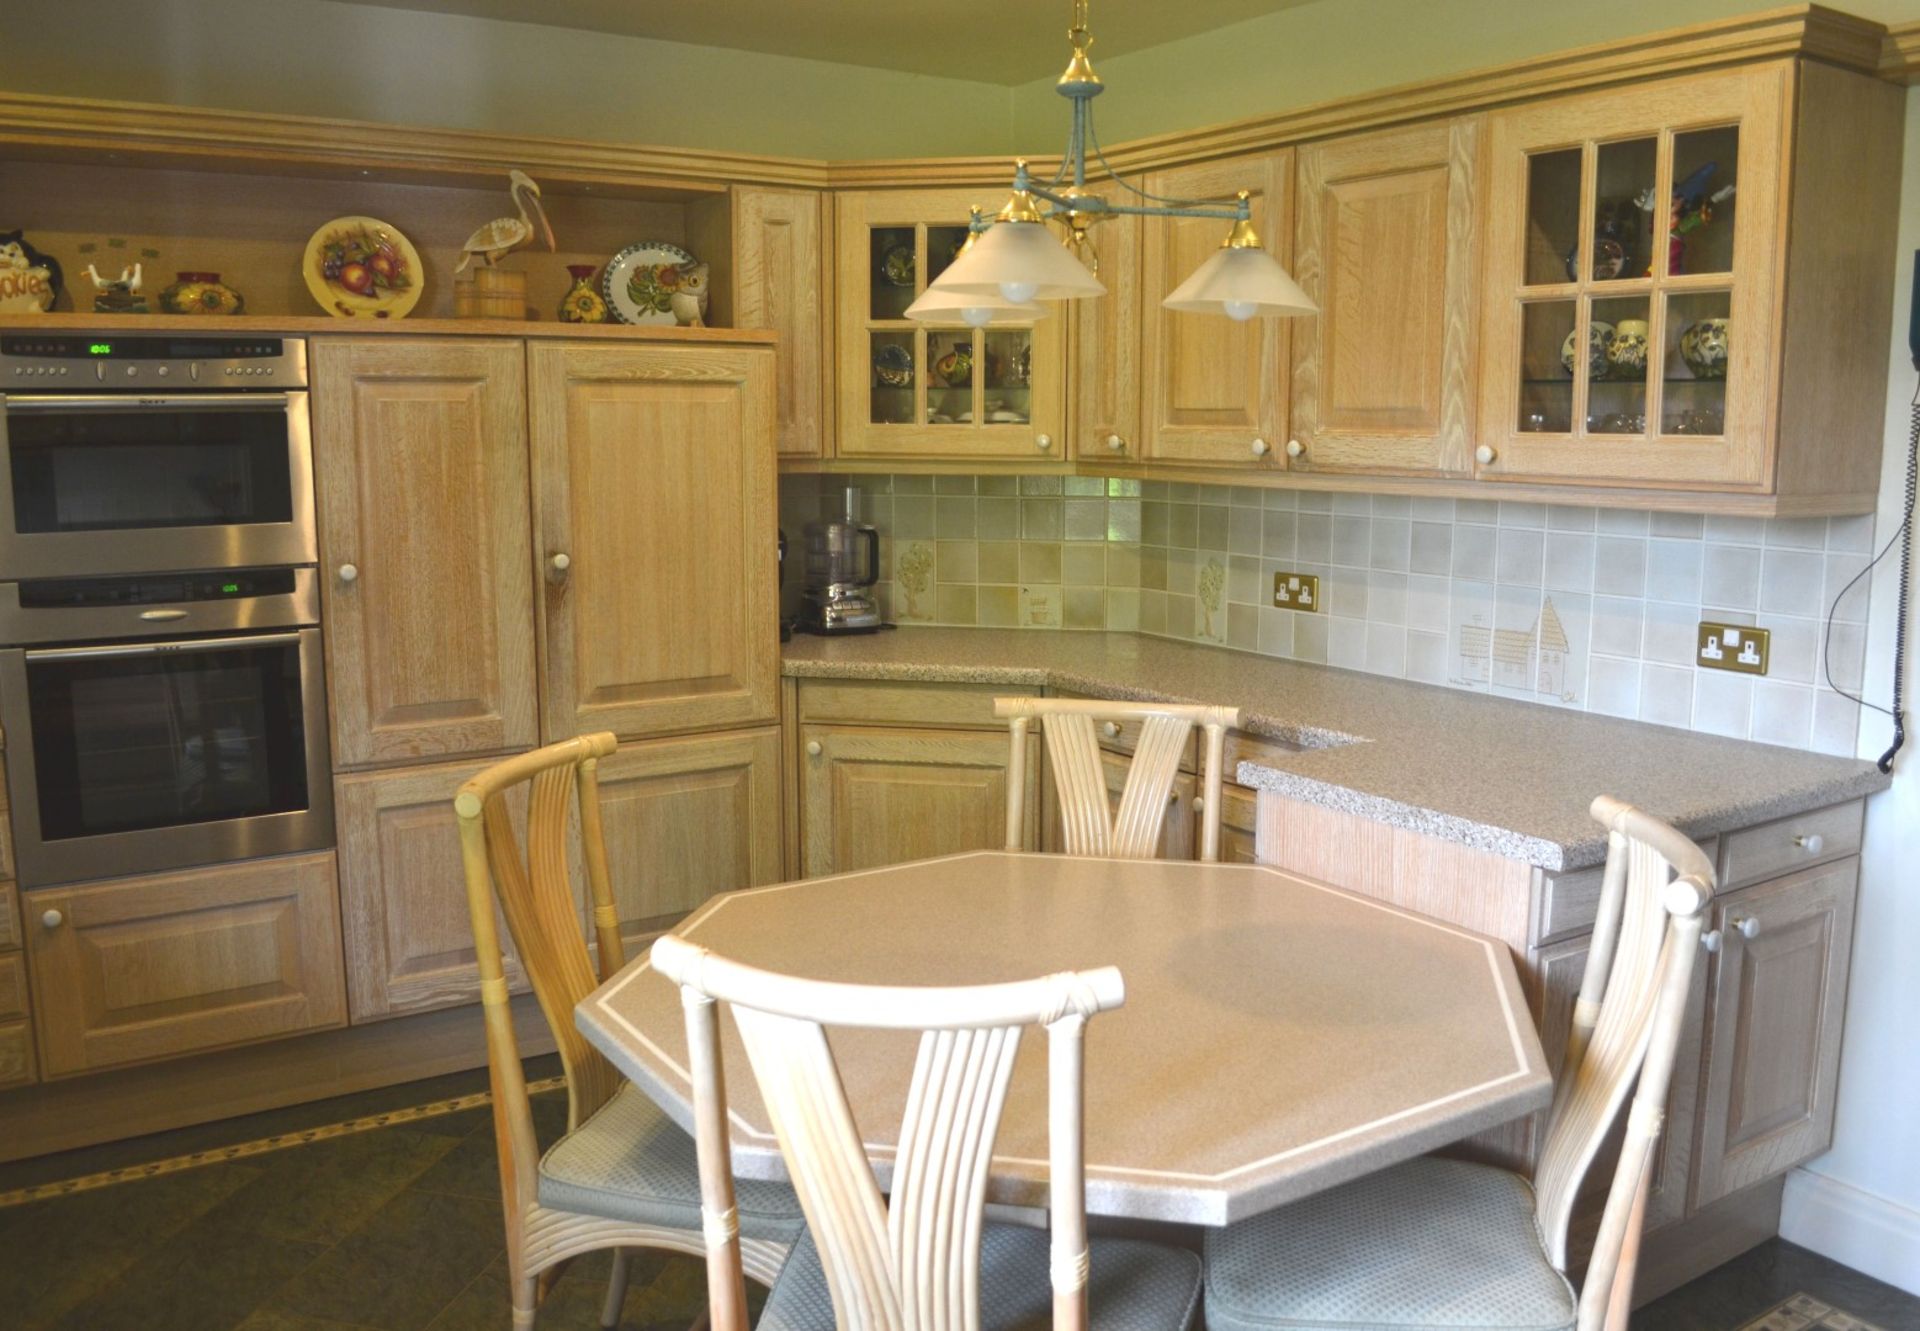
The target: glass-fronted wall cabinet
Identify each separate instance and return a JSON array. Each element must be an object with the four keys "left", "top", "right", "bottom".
[
  {"left": 1476, "top": 66, "right": 1785, "bottom": 490},
  {"left": 834, "top": 188, "right": 1066, "bottom": 460}
]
